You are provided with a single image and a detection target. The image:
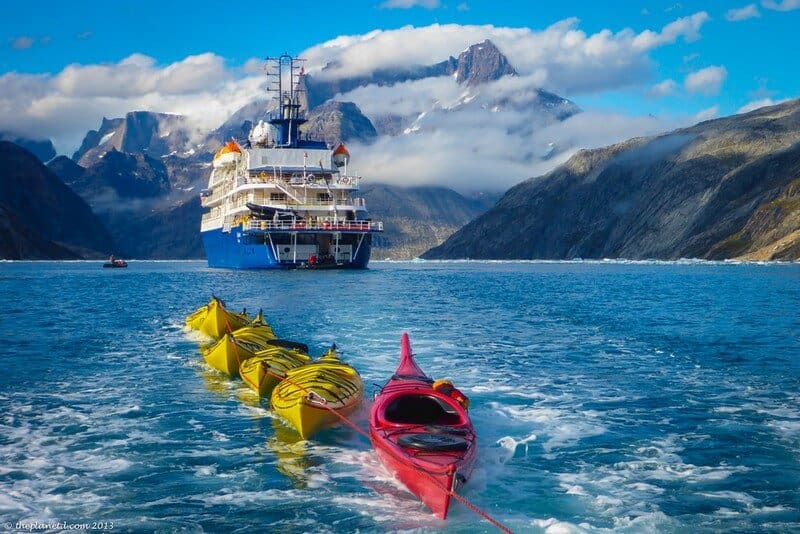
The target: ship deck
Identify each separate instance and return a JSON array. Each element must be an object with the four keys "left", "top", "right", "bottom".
[{"left": 243, "top": 220, "right": 383, "bottom": 233}]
